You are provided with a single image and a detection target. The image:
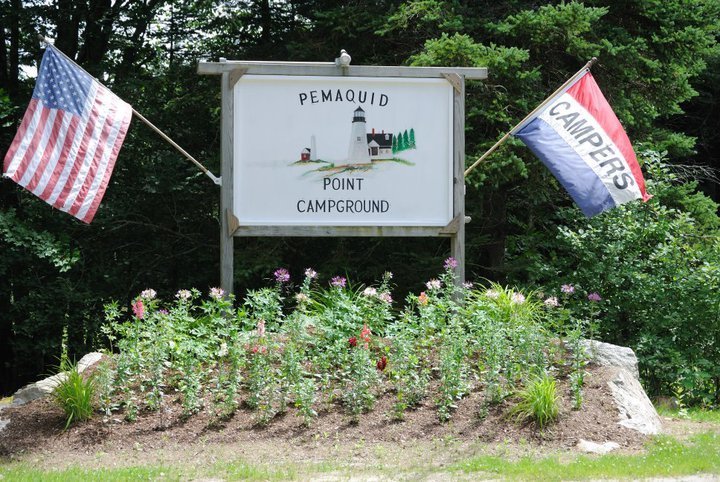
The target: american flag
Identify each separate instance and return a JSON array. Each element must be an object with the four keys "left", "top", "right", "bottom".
[{"left": 3, "top": 45, "right": 132, "bottom": 223}]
